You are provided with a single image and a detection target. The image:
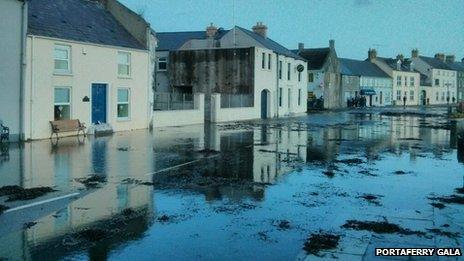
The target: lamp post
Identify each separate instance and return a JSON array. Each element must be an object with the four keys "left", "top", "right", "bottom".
[{"left": 445, "top": 82, "right": 452, "bottom": 113}]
